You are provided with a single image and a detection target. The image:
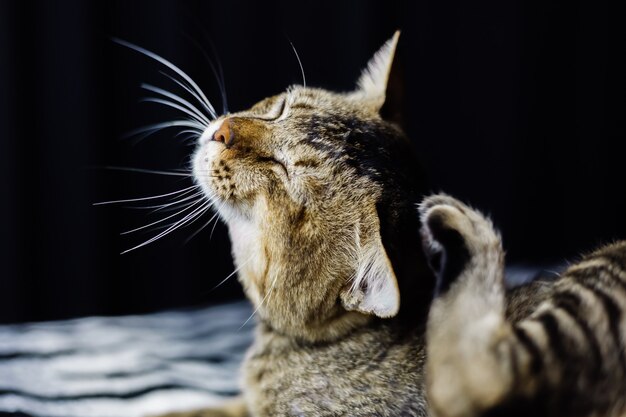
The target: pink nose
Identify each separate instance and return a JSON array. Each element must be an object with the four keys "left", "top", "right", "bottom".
[{"left": 212, "top": 120, "right": 233, "bottom": 147}]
